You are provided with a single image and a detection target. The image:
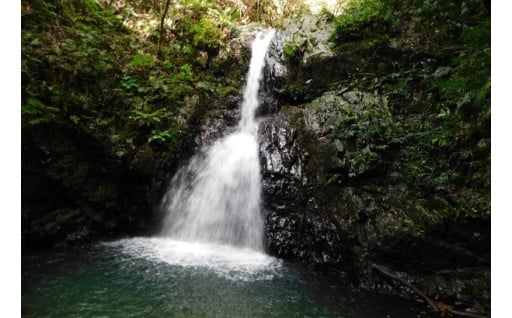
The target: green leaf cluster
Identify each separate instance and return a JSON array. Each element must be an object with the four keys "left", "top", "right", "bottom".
[
  {"left": 130, "top": 54, "right": 155, "bottom": 68},
  {"left": 283, "top": 41, "right": 302, "bottom": 61},
  {"left": 342, "top": 1, "right": 492, "bottom": 200},
  {"left": 22, "top": 98, "right": 60, "bottom": 126},
  {"left": 330, "top": 0, "right": 393, "bottom": 43},
  {"left": 332, "top": 97, "right": 395, "bottom": 180},
  {"left": 171, "top": 0, "right": 232, "bottom": 58}
]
